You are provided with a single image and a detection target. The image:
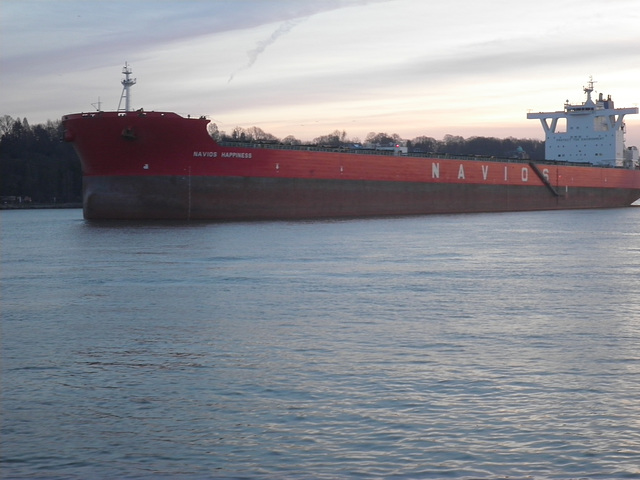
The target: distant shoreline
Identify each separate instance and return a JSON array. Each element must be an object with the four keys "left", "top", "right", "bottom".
[
  {"left": 0, "top": 203, "right": 82, "bottom": 210},
  {"left": 3, "top": 202, "right": 639, "bottom": 211}
]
